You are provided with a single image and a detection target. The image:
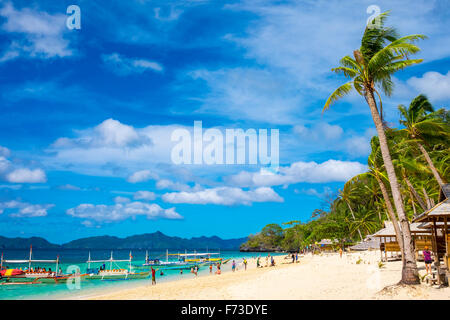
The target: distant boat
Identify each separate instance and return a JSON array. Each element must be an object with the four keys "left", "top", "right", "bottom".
[{"left": 84, "top": 251, "right": 150, "bottom": 280}]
